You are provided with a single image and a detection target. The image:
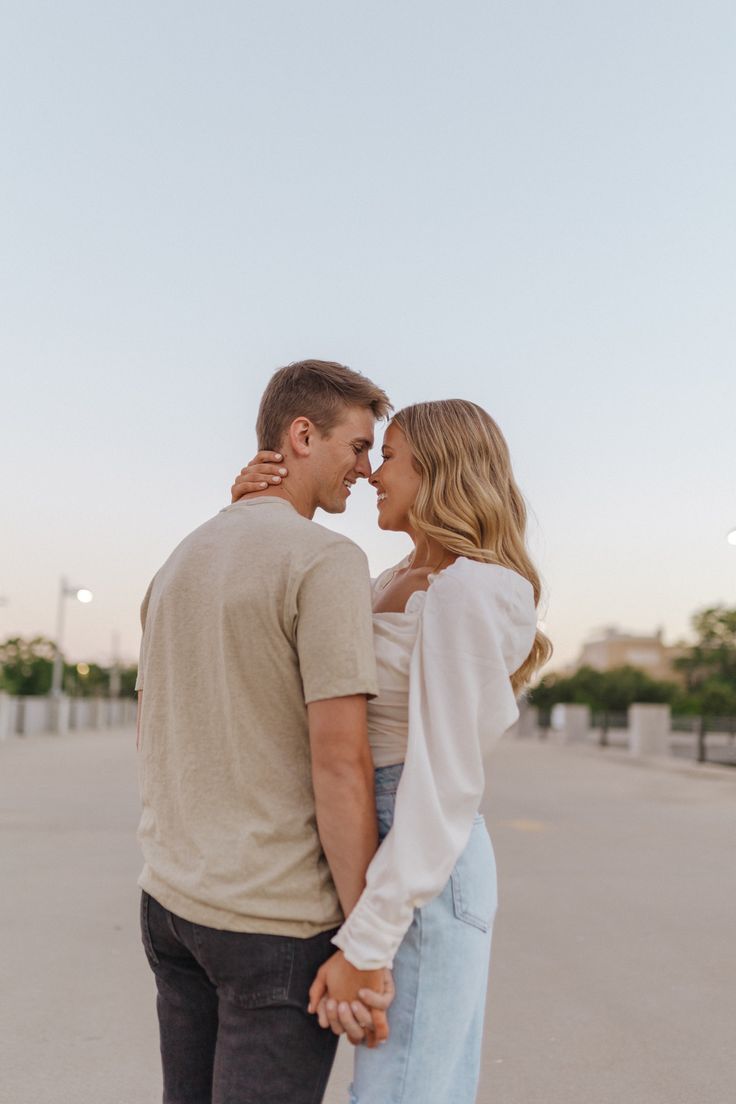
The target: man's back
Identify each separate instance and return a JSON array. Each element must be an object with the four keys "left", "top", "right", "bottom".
[{"left": 136, "top": 496, "right": 377, "bottom": 936}]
